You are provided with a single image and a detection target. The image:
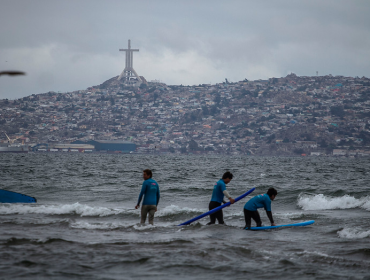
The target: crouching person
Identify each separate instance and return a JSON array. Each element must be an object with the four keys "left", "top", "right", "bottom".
[{"left": 244, "top": 187, "right": 277, "bottom": 229}]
